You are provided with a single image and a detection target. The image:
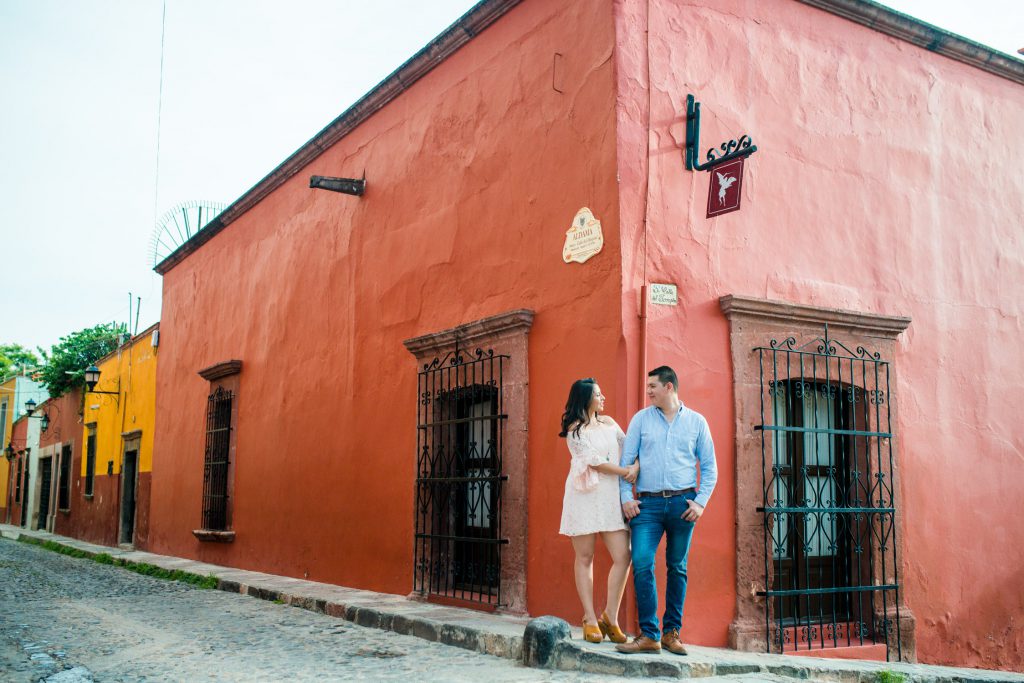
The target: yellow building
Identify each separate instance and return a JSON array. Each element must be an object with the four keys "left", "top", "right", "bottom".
[{"left": 70, "top": 323, "right": 159, "bottom": 547}]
